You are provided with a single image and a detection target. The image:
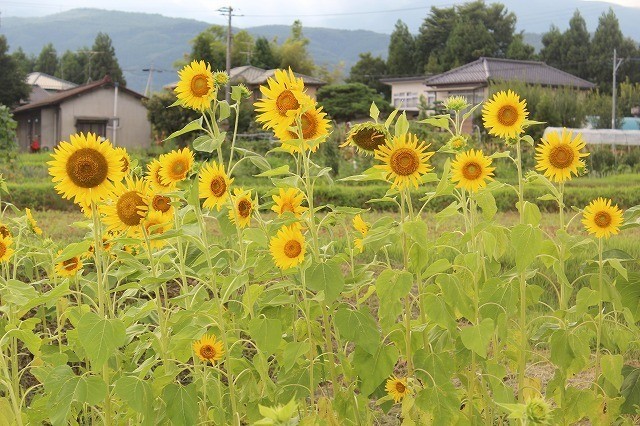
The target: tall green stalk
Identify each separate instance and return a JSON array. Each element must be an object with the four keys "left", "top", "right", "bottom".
[{"left": 515, "top": 140, "right": 528, "bottom": 403}]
